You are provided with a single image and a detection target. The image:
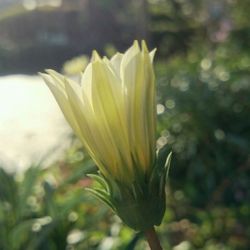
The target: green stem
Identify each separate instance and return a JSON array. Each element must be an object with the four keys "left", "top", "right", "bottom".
[{"left": 144, "top": 227, "right": 163, "bottom": 250}]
